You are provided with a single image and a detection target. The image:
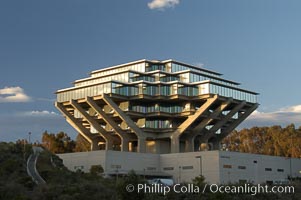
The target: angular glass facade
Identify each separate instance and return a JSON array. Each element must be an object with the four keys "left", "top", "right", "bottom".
[
  {"left": 55, "top": 59, "right": 258, "bottom": 153},
  {"left": 57, "top": 60, "right": 257, "bottom": 104}
]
